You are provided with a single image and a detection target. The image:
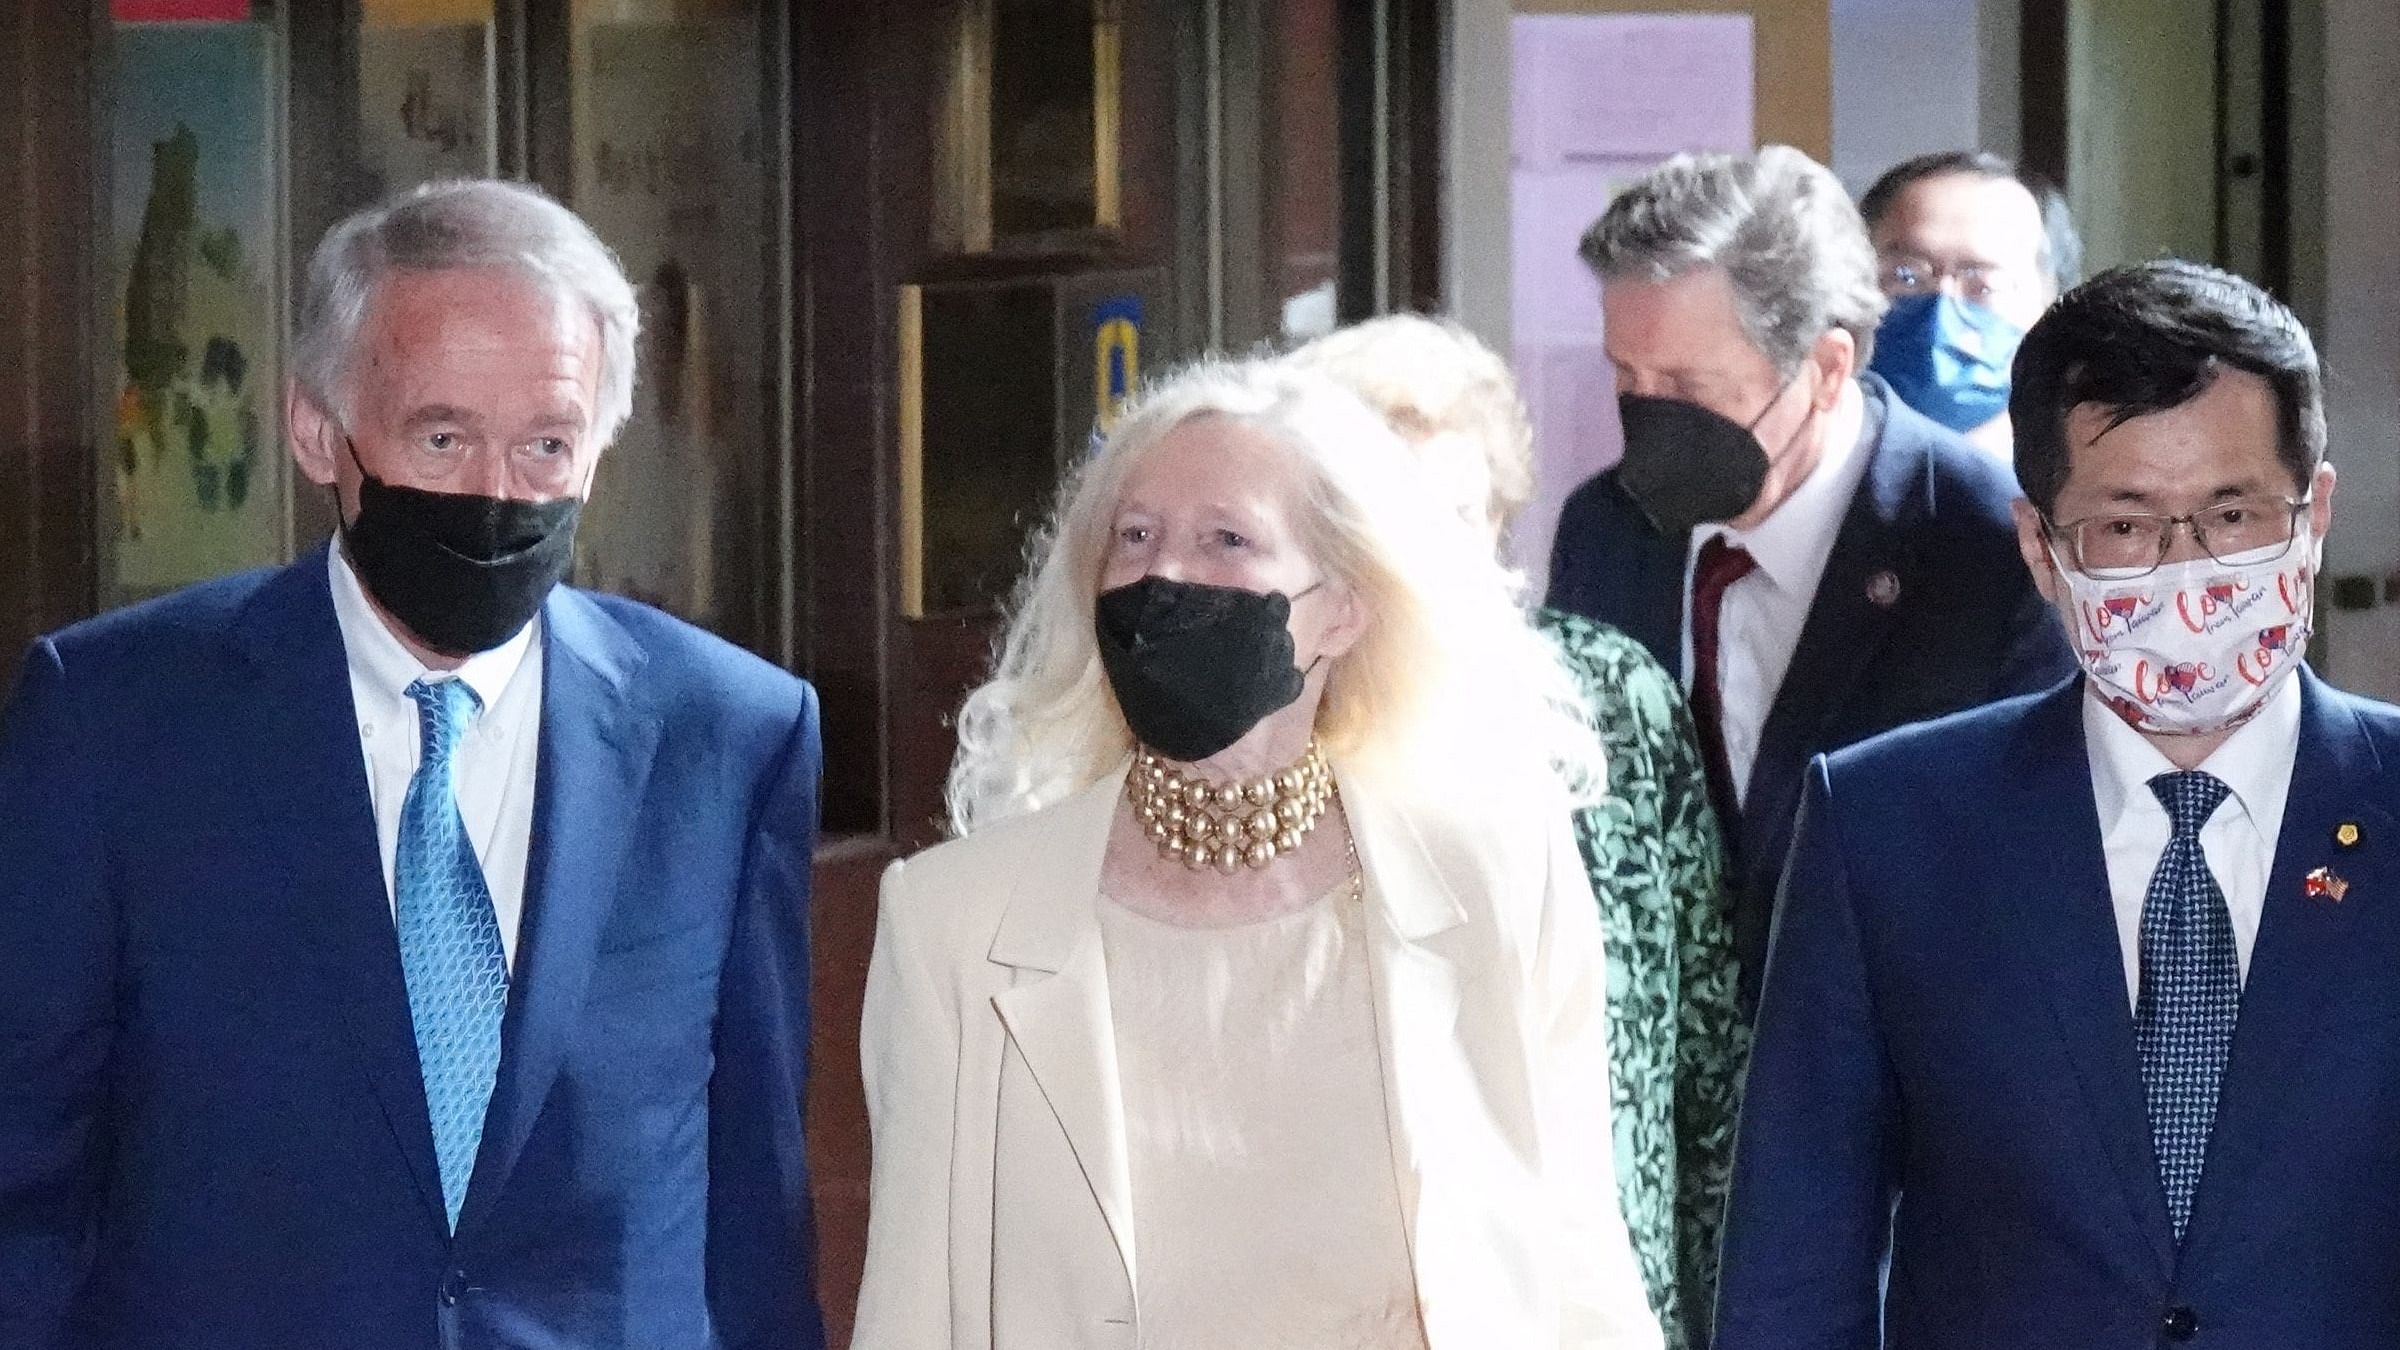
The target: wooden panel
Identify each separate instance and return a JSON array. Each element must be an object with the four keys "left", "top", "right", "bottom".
[
  {"left": 1400, "top": 0, "right": 1447, "bottom": 314},
  {"left": 1268, "top": 0, "right": 1340, "bottom": 323},
  {"left": 2020, "top": 0, "right": 2068, "bottom": 187},
  {"left": 801, "top": 0, "right": 968, "bottom": 839},
  {"left": 286, "top": 0, "right": 367, "bottom": 555},
  {"left": 805, "top": 837, "right": 898, "bottom": 1348},
  {"left": 791, "top": 0, "right": 932, "bottom": 1317},
  {"left": 0, "top": 1, "right": 101, "bottom": 694}
]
